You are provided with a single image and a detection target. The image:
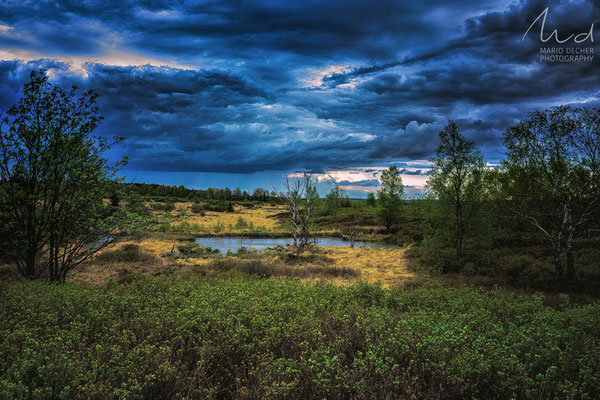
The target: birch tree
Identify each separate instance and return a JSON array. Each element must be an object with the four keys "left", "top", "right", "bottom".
[
  {"left": 503, "top": 106, "right": 600, "bottom": 280},
  {"left": 427, "top": 121, "right": 485, "bottom": 261},
  {"left": 377, "top": 166, "right": 404, "bottom": 231}
]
